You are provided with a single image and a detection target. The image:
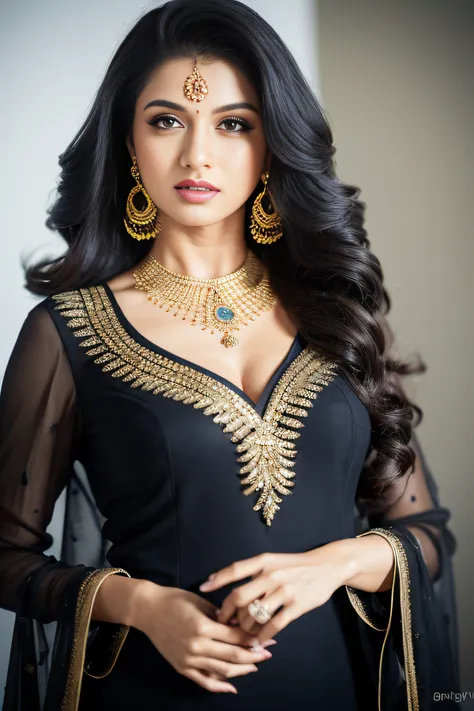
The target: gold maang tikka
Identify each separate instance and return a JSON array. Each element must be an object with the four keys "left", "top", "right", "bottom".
[
  {"left": 132, "top": 249, "right": 276, "bottom": 348},
  {"left": 183, "top": 55, "right": 209, "bottom": 102}
]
